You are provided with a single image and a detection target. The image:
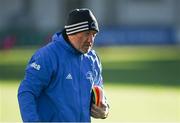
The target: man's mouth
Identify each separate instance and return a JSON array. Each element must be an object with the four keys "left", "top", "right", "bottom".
[{"left": 84, "top": 43, "right": 91, "bottom": 48}]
